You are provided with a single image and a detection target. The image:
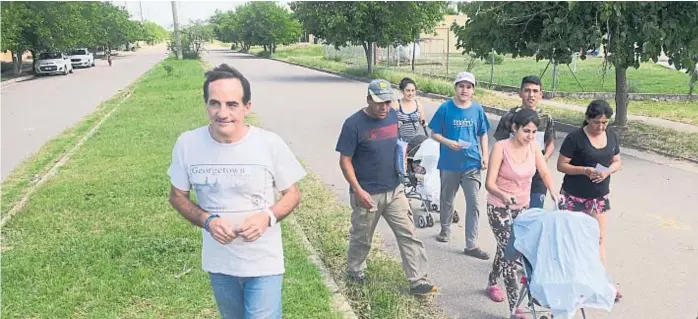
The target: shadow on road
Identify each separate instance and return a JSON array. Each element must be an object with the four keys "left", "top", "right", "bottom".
[
  {"left": 207, "top": 48, "right": 233, "bottom": 52},
  {"left": 227, "top": 54, "right": 264, "bottom": 60},
  {"left": 2, "top": 74, "right": 52, "bottom": 86},
  {"left": 206, "top": 50, "right": 265, "bottom": 60},
  {"left": 257, "top": 74, "right": 352, "bottom": 83}
]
